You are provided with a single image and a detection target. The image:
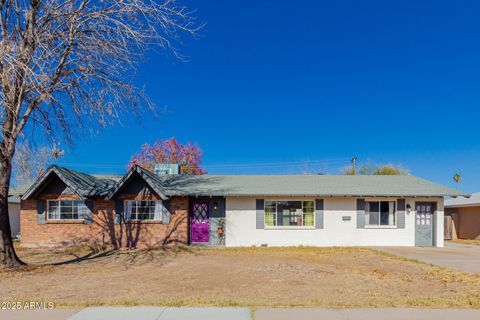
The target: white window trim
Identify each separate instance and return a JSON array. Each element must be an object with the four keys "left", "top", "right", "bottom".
[
  {"left": 364, "top": 225, "right": 398, "bottom": 229},
  {"left": 47, "top": 200, "right": 84, "bottom": 221},
  {"left": 265, "top": 226, "right": 316, "bottom": 230},
  {"left": 124, "top": 200, "right": 160, "bottom": 222},
  {"left": 264, "top": 199, "right": 316, "bottom": 229},
  {"left": 364, "top": 200, "right": 398, "bottom": 228}
]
